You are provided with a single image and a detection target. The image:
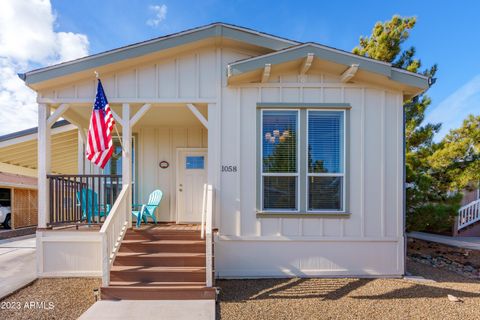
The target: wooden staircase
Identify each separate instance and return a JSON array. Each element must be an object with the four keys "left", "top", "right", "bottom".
[{"left": 101, "top": 225, "right": 216, "bottom": 300}]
